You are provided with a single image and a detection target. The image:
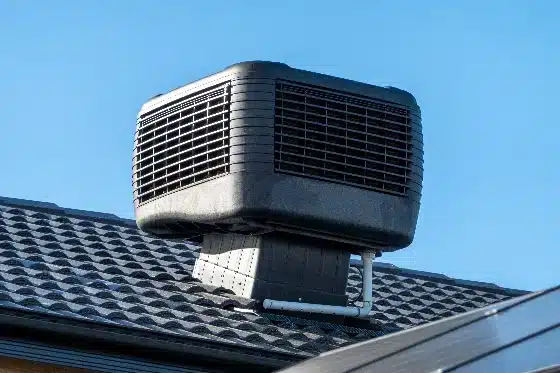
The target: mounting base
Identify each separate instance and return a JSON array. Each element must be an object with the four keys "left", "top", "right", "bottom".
[{"left": 193, "top": 232, "right": 351, "bottom": 307}]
